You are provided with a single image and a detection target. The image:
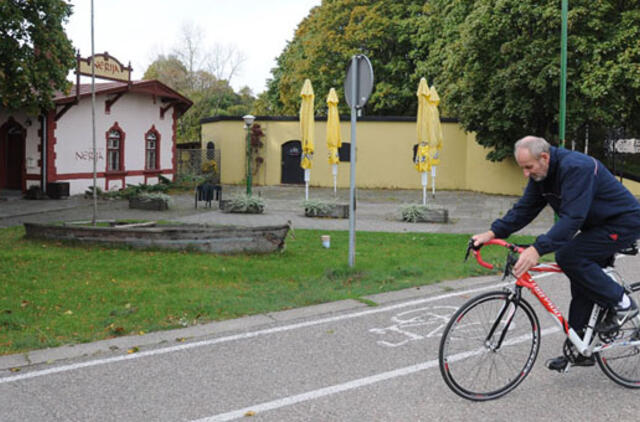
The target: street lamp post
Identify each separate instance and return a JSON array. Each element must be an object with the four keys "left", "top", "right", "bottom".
[{"left": 243, "top": 114, "right": 255, "bottom": 196}]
